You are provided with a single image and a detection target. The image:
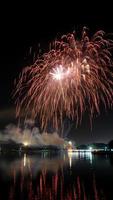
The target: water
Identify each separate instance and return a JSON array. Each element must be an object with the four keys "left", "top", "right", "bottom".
[{"left": 0, "top": 151, "right": 113, "bottom": 200}]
